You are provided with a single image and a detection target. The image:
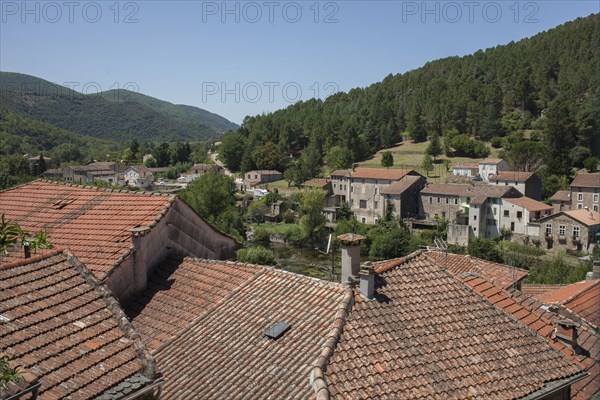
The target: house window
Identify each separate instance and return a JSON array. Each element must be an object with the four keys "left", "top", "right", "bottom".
[
  {"left": 503, "top": 210, "right": 509, "bottom": 217},
  {"left": 573, "top": 226, "right": 580, "bottom": 238},
  {"left": 578, "top": 193, "right": 583, "bottom": 201},
  {"left": 545, "top": 224, "right": 552, "bottom": 235},
  {"left": 361, "top": 217, "right": 366, "bottom": 223},
  {"left": 559, "top": 225, "right": 566, "bottom": 236},
  {"left": 454, "top": 198, "right": 458, "bottom": 205},
  {"left": 517, "top": 211, "right": 522, "bottom": 219},
  {"left": 578, "top": 203, "right": 583, "bottom": 209},
  {"left": 594, "top": 194, "right": 599, "bottom": 203},
  {"left": 445, "top": 197, "right": 449, "bottom": 204},
  {"left": 359, "top": 200, "right": 367, "bottom": 209},
  {"left": 437, "top": 197, "right": 440, "bottom": 204},
  {"left": 473, "top": 215, "right": 477, "bottom": 221},
  {"left": 374, "top": 201, "right": 379, "bottom": 209},
  {"left": 594, "top": 205, "right": 599, "bottom": 212}
]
